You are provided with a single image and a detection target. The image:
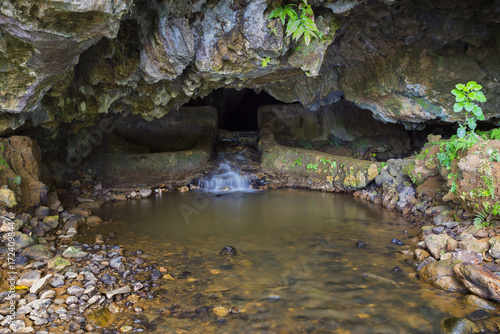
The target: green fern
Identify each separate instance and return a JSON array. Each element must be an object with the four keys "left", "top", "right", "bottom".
[{"left": 268, "top": 0, "right": 320, "bottom": 46}]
